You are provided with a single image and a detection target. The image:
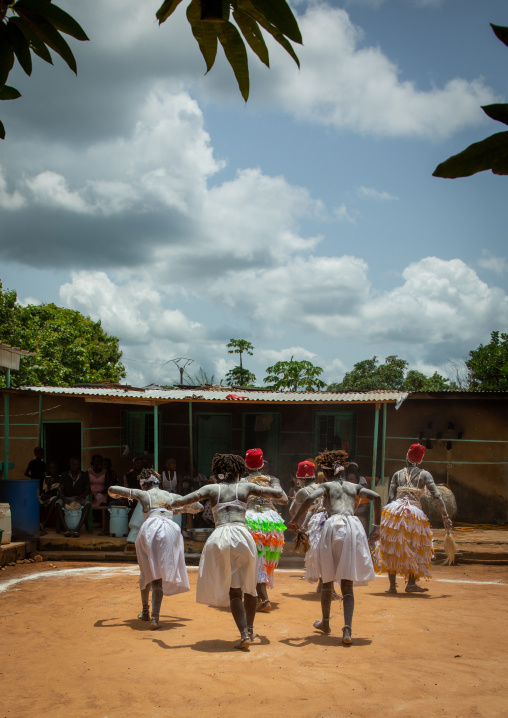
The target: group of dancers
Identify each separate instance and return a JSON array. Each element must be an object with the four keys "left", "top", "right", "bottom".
[{"left": 108, "top": 442, "right": 453, "bottom": 649}]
